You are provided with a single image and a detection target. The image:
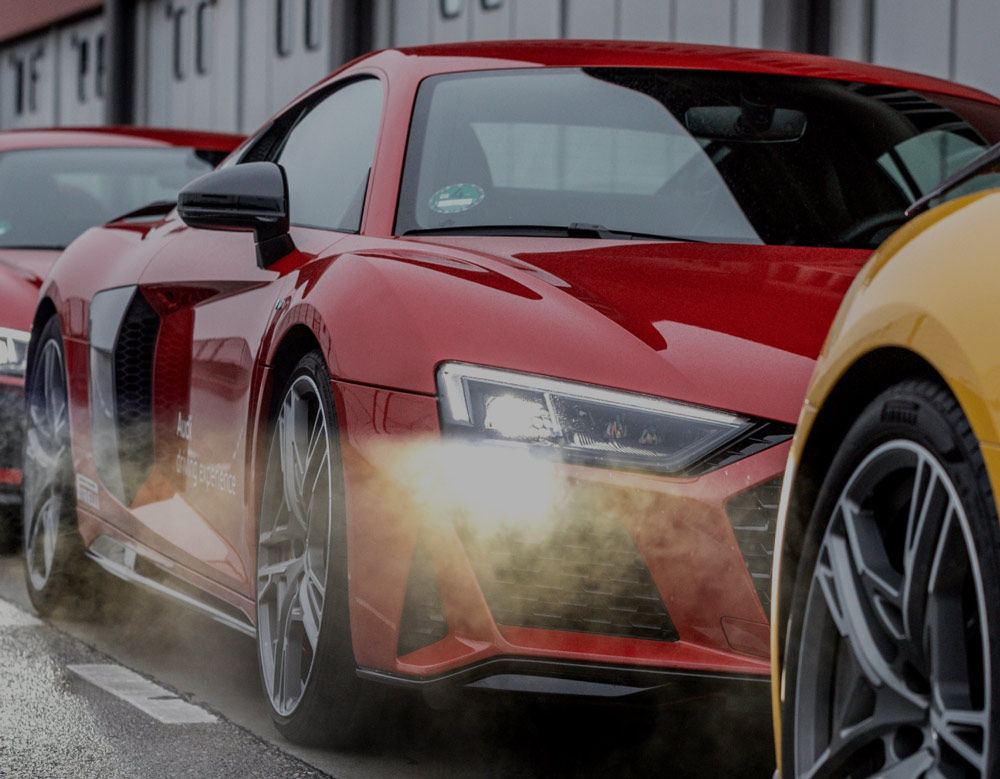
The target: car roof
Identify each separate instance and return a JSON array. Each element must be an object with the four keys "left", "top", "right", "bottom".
[
  {"left": 357, "top": 39, "right": 1000, "bottom": 106},
  {"left": 0, "top": 126, "right": 244, "bottom": 152}
]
